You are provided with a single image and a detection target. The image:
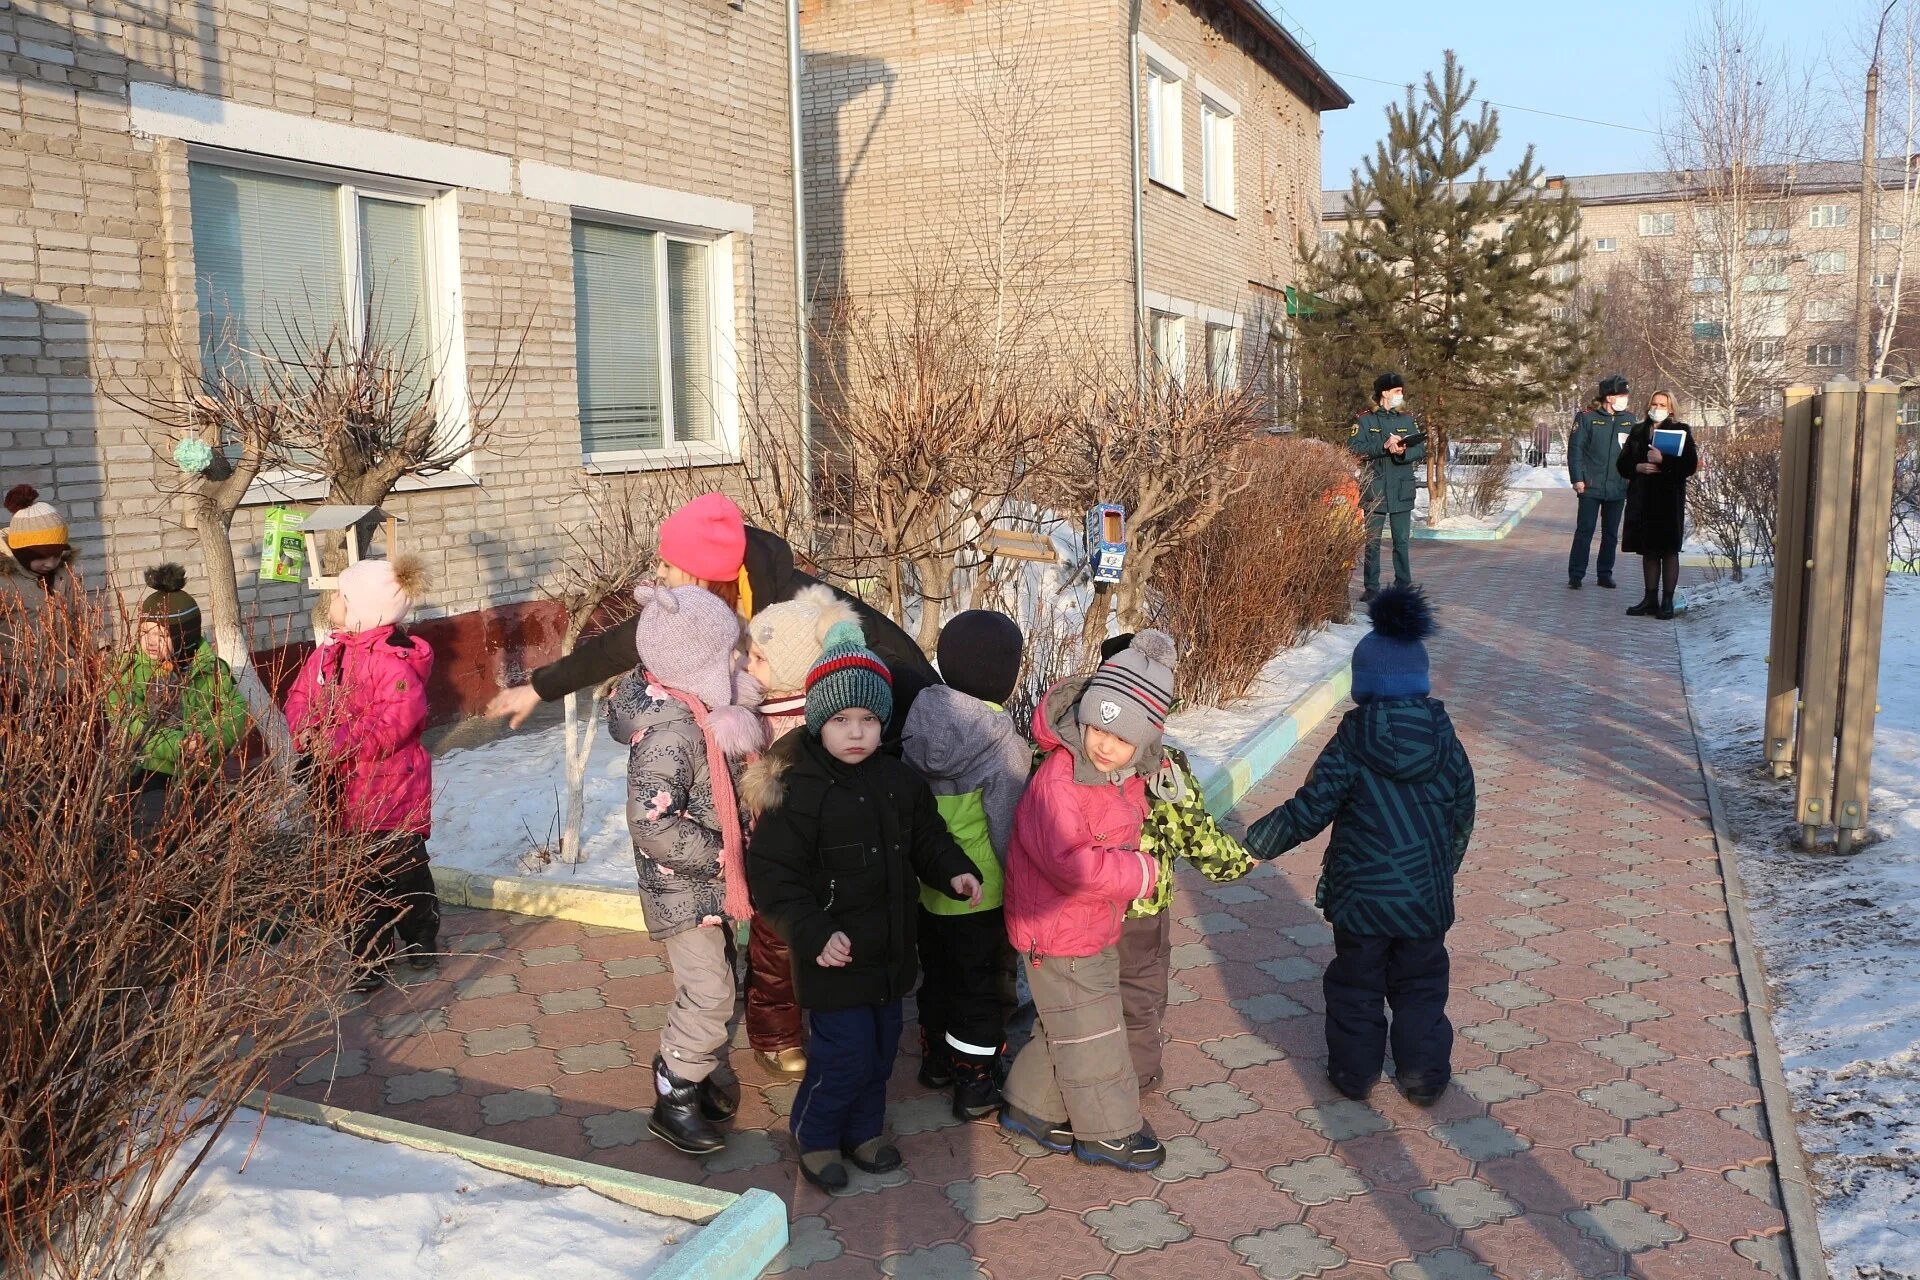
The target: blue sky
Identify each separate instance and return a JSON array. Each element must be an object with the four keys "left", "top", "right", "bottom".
[{"left": 1297, "top": 0, "right": 1845, "bottom": 191}]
